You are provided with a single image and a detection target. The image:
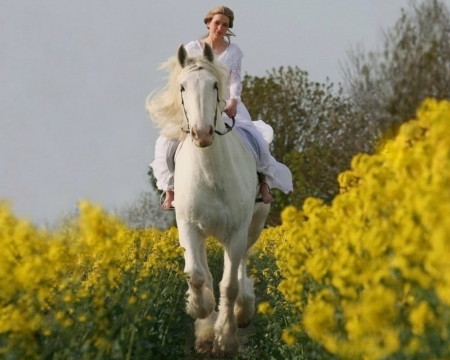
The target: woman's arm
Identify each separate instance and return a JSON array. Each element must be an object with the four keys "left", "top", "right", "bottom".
[
  {"left": 225, "top": 45, "right": 244, "bottom": 117},
  {"left": 229, "top": 46, "right": 243, "bottom": 101}
]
